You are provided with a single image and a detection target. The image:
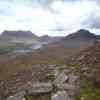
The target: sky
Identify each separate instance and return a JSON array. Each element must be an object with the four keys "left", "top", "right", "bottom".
[{"left": 0, "top": 0, "right": 100, "bottom": 36}]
